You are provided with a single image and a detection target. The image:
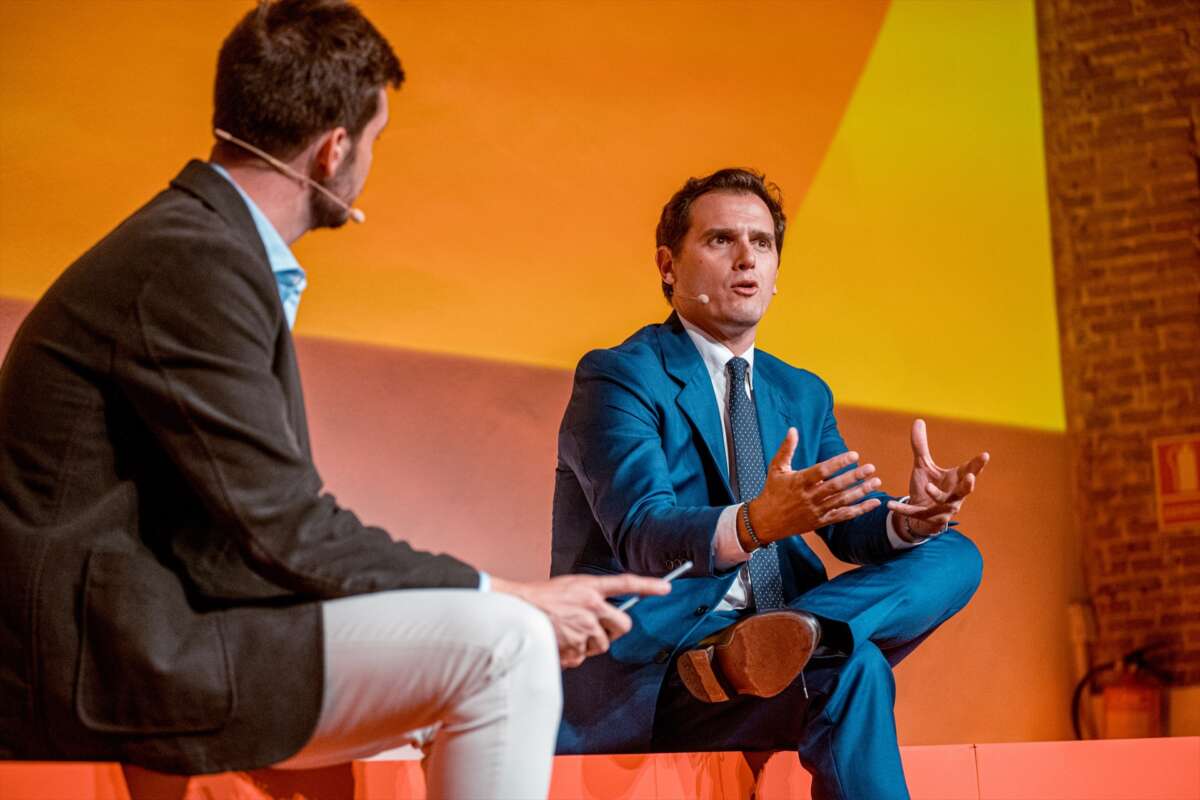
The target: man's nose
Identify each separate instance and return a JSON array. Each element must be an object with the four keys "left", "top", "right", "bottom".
[{"left": 733, "top": 239, "right": 757, "bottom": 270}]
